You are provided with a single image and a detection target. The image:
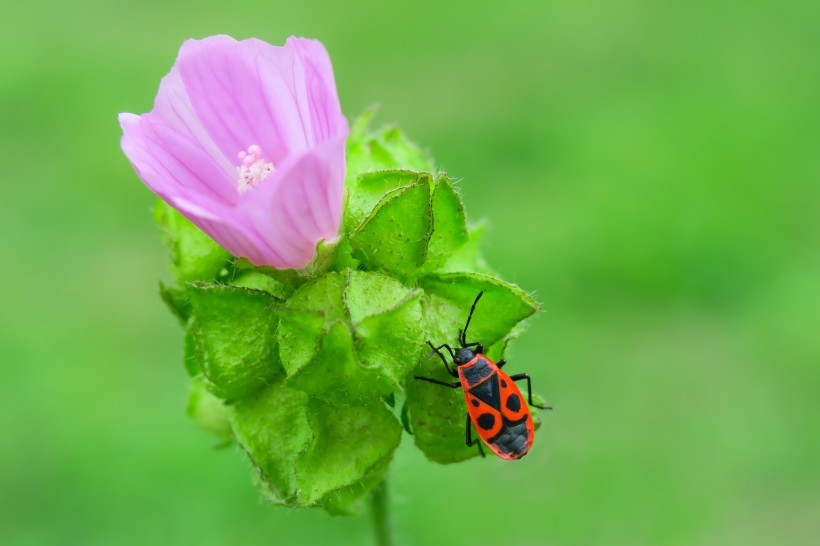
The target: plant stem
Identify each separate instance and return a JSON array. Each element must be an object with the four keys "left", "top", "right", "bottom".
[{"left": 371, "top": 479, "right": 394, "bottom": 546}]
